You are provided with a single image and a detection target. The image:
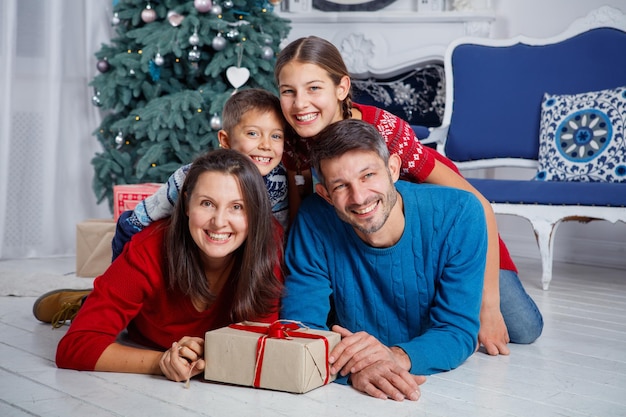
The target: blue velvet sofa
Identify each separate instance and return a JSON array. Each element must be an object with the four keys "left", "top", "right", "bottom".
[{"left": 428, "top": 6, "right": 626, "bottom": 289}]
